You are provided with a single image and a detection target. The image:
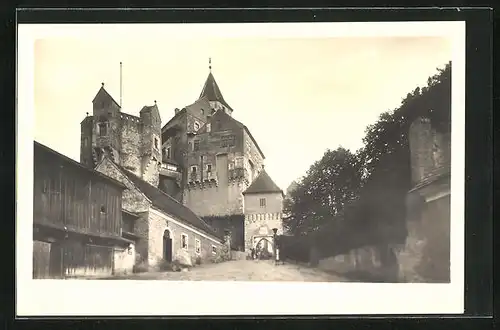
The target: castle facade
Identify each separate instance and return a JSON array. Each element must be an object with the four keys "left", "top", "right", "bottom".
[{"left": 80, "top": 64, "right": 283, "bottom": 254}]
